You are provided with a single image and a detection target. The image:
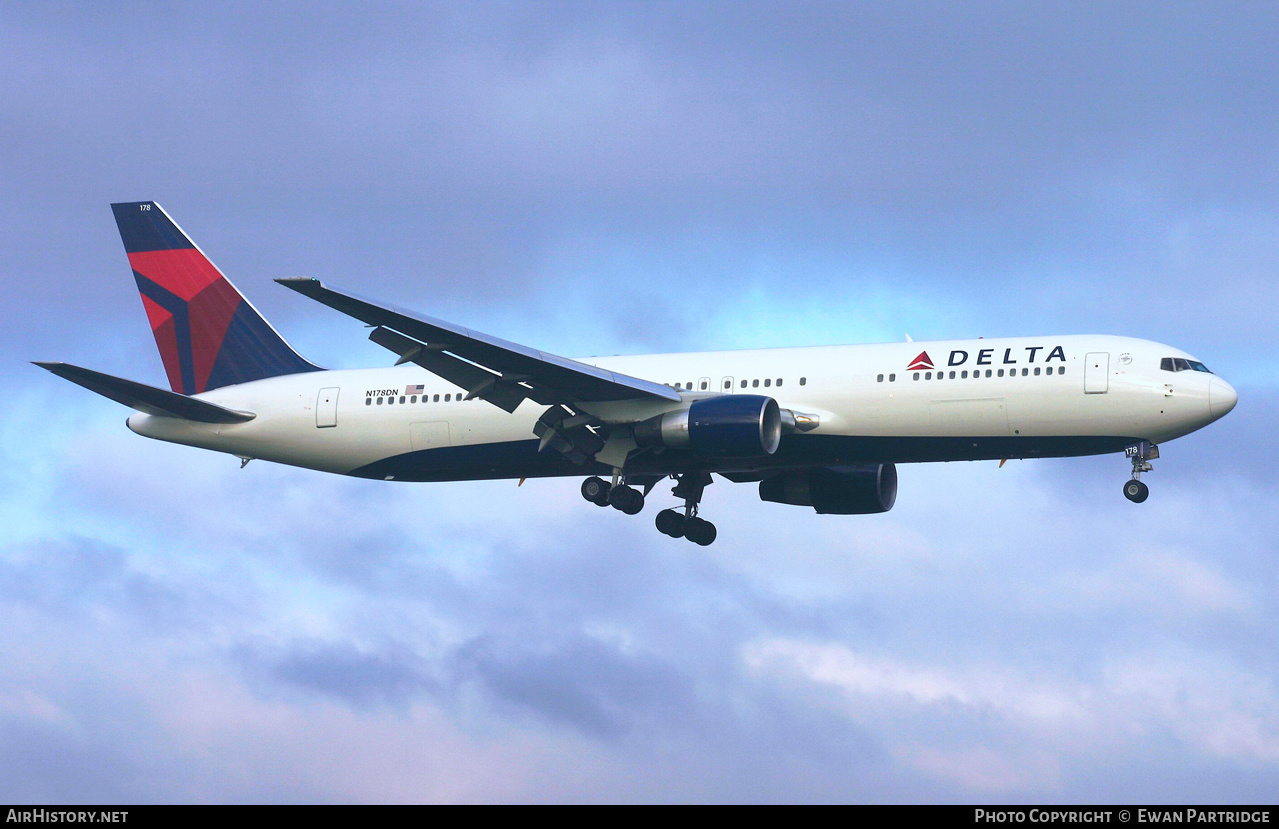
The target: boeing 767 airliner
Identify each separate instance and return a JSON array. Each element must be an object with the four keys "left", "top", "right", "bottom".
[{"left": 36, "top": 202, "right": 1238, "bottom": 545}]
